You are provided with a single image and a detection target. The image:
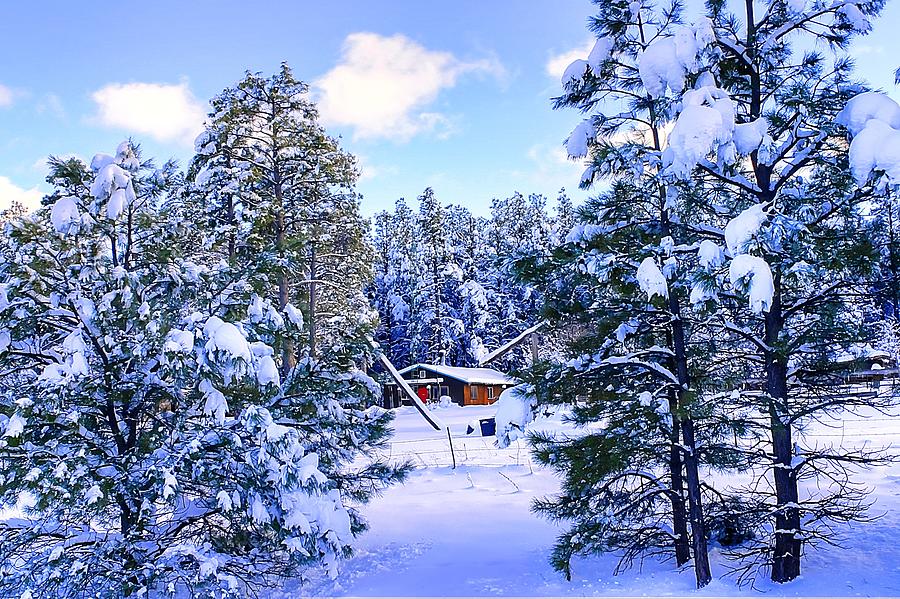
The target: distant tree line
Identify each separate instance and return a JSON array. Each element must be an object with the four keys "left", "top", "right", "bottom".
[{"left": 368, "top": 187, "right": 575, "bottom": 371}]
